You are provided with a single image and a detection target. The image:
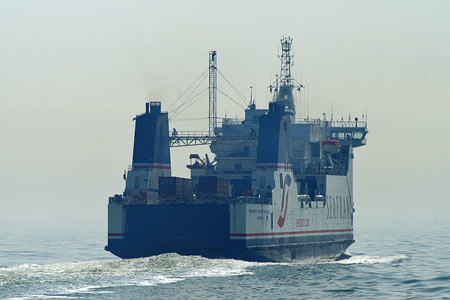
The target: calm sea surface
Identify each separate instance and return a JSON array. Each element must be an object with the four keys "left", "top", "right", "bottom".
[{"left": 1, "top": 217, "right": 449, "bottom": 300}]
